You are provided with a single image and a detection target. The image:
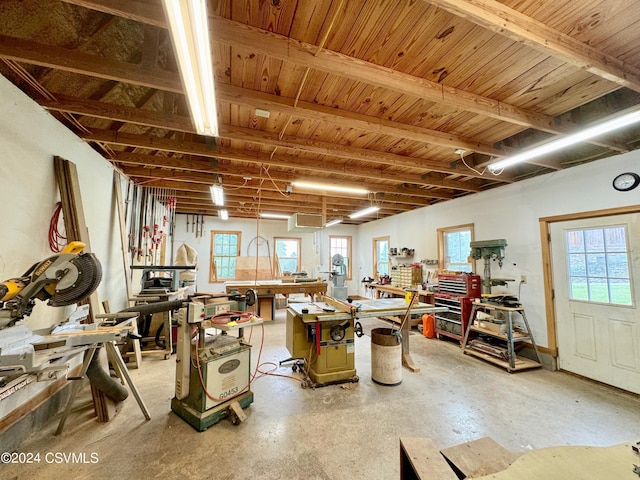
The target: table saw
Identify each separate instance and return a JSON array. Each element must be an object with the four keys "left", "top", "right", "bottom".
[{"left": 286, "top": 297, "right": 447, "bottom": 387}]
